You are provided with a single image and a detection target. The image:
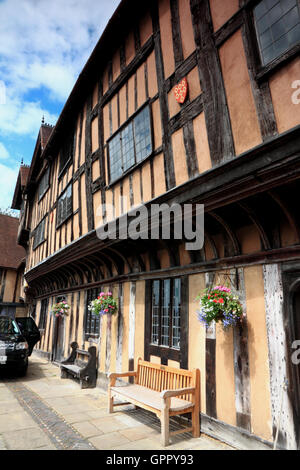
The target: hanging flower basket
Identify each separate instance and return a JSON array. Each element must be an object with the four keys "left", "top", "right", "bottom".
[
  {"left": 196, "top": 285, "right": 243, "bottom": 330},
  {"left": 51, "top": 301, "right": 70, "bottom": 318},
  {"left": 88, "top": 291, "right": 118, "bottom": 316}
]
